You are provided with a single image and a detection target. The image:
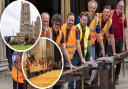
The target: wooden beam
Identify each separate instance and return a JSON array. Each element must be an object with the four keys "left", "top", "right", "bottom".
[{"left": 62, "top": 51, "right": 128, "bottom": 79}]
